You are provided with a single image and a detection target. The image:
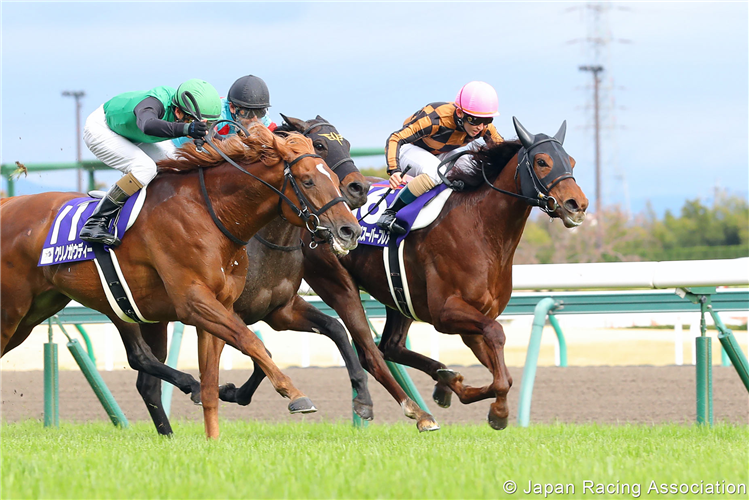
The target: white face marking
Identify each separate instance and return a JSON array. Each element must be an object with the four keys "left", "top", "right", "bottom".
[{"left": 316, "top": 163, "right": 342, "bottom": 196}]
